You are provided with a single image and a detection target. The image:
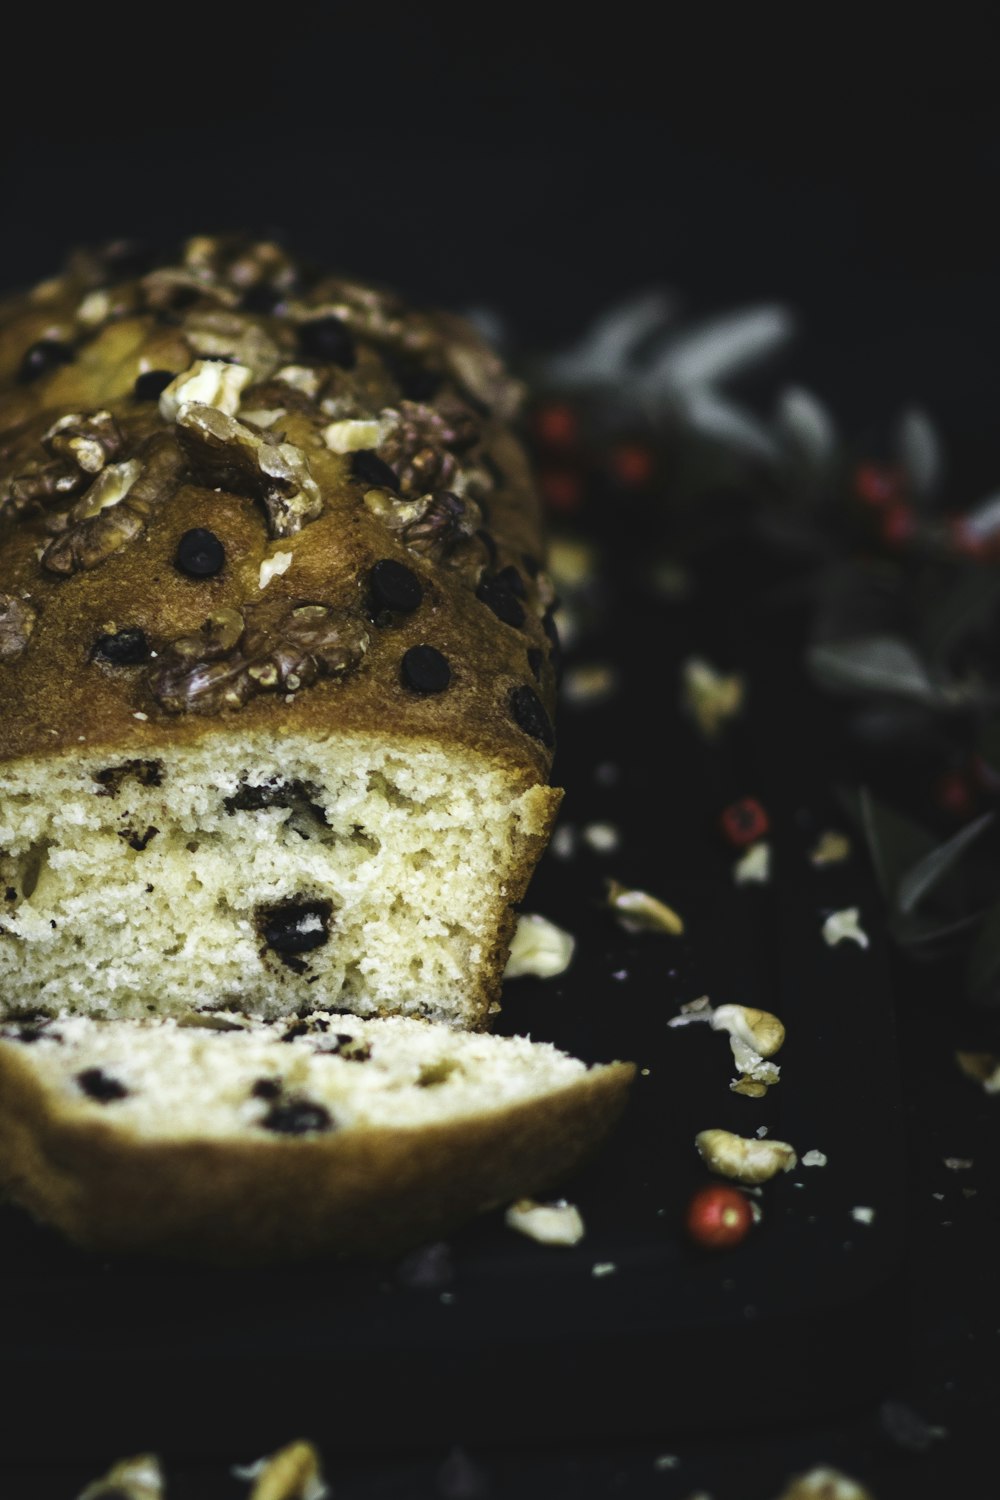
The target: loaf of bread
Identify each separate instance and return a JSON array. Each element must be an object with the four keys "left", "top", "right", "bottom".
[
  {"left": 0, "top": 237, "right": 562, "bottom": 1028},
  {"left": 0, "top": 1010, "right": 632, "bottom": 1260}
]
